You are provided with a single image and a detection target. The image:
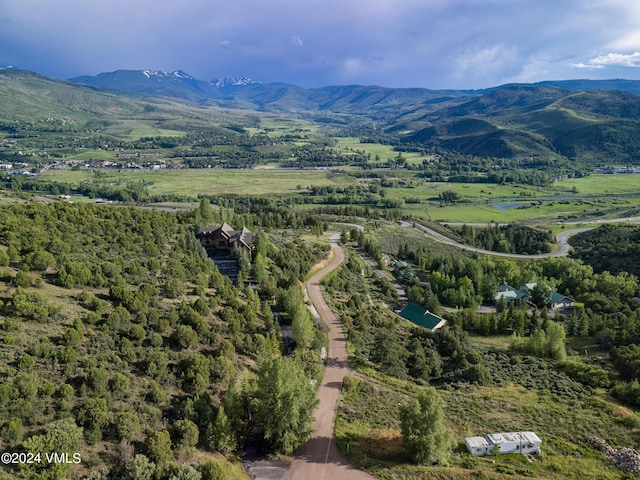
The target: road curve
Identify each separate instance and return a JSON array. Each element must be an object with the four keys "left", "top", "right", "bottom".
[
  {"left": 285, "top": 235, "right": 375, "bottom": 480},
  {"left": 400, "top": 221, "right": 595, "bottom": 259}
]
